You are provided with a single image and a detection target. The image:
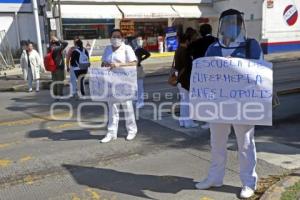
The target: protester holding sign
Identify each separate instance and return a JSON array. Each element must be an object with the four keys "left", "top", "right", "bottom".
[
  {"left": 100, "top": 29, "right": 138, "bottom": 143},
  {"left": 194, "top": 9, "right": 264, "bottom": 199}
]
